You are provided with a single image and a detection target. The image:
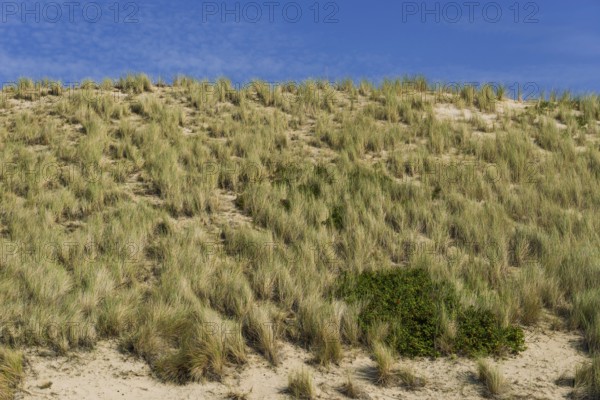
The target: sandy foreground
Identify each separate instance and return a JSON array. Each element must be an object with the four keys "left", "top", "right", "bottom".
[{"left": 15, "top": 323, "right": 585, "bottom": 400}]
